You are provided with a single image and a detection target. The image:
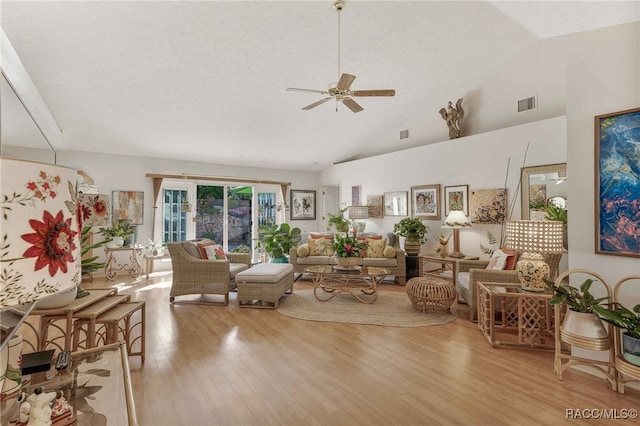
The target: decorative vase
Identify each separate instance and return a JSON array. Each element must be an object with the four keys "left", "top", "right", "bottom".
[
  {"left": 622, "top": 332, "right": 640, "bottom": 366},
  {"left": 334, "top": 256, "right": 360, "bottom": 269},
  {"left": 1, "top": 334, "right": 22, "bottom": 396},
  {"left": 403, "top": 235, "right": 421, "bottom": 256},
  {"left": 561, "top": 310, "right": 609, "bottom": 340},
  {"left": 515, "top": 252, "right": 549, "bottom": 292}
]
